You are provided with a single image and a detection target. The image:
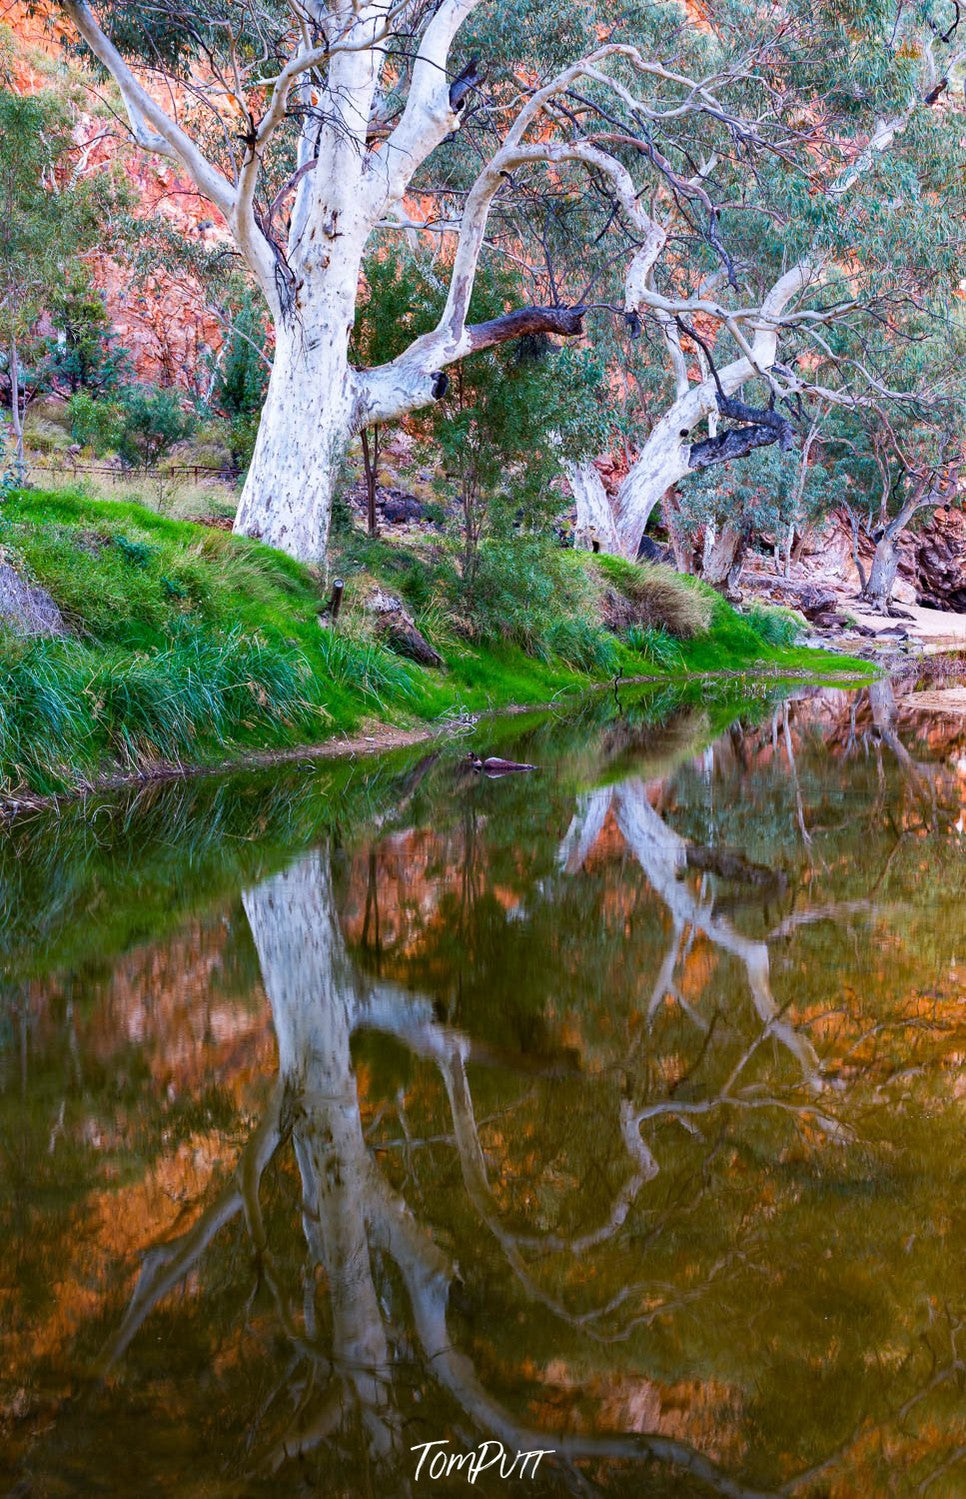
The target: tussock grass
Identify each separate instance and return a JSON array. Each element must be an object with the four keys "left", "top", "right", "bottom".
[
  {"left": 744, "top": 603, "right": 805, "bottom": 648},
  {"left": 593, "top": 553, "right": 714, "bottom": 639},
  {"left": 0, "top": 628, "right": 328, "bottom": 794},
  {"left": 625, "top": 625, "right": 685, "bottom": 669}
]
